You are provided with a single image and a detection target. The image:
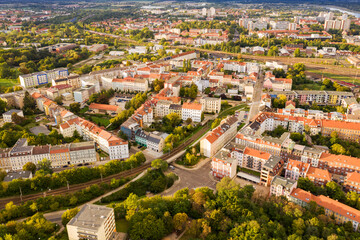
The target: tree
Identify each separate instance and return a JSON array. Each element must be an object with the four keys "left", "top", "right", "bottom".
[
  {"left": 22, "top": 91, "right": 36, "bottom": 115},
  {"left": 331, "top": 143, "right": 346, "bottom": 155},
  {"left": 173, "top": 213, "right": 188, "bottom": 232},
  {"left": 11, "top": 112, "right": 25, "bottom": 125},
  {"left": 23, "top": 162, "right": 36, "bottom": 174},
  {"left": 0, "top": 99, "right": 7, "bottom": 114},
  {"left": 69, "top": 102, "right": 81, "bottom": 114},
  {"left": 294, "top": 48, "right": 301, "bottom": 57},
  {"left": 61, "top": 207, "right": 80, "bottom": 226},
  {"left": 37, "top": 158, "right": 52, "bottom": 174},
  {"left": 54, "top": 96, "right": 63, "bottom": 105},
  {"left": 151, "top": 159, "right": 168, "bottom": 172}
]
